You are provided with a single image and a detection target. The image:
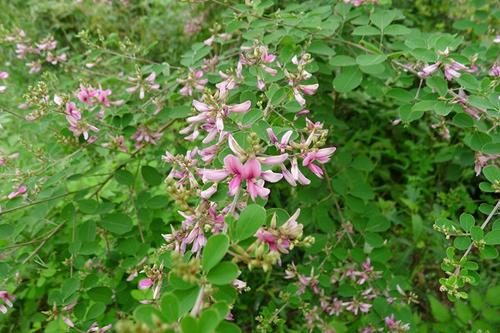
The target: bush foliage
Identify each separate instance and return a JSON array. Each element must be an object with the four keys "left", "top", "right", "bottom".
[{"left": 0, "top": 0, "right": 499, "bottom": 332}]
